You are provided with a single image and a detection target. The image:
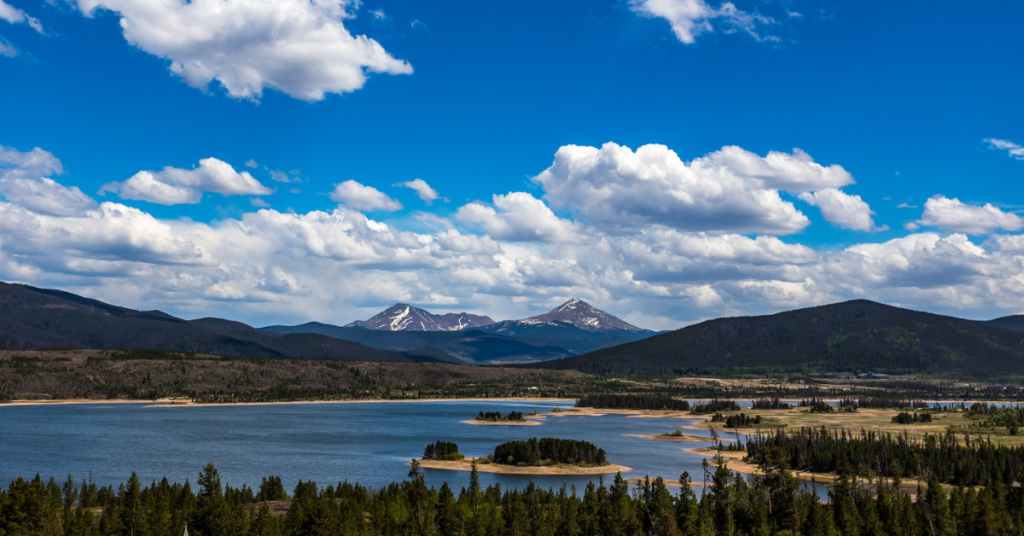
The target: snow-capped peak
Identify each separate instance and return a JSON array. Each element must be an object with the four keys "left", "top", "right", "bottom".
[
  {"left": 482, "top": 299, "right": 648, "bottom": 334},
  {"left": 345, "top": 304, "right": 495, "bottom": 331}
]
